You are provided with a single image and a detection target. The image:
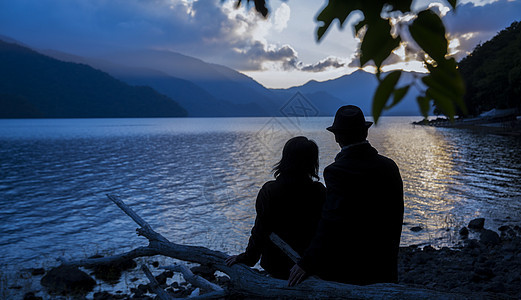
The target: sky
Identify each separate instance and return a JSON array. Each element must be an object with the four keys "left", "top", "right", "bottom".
[{"left": 0, "top": 0, "right": 520, "bottom": 88}]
